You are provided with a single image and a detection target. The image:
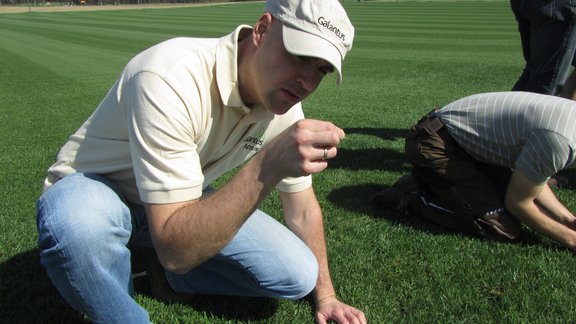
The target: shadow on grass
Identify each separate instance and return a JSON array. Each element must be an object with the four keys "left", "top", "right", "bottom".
[
  {"left": 329, "top": 147, "right": 408, "bottom": 172},
  {"left": 327, "top": 183, "right": 568, "bottom": 251},
  {"left": 557, "top": 168, "right": 576, "bottom": 190},
  {"left": 0, "top": 250, "right": 282, "bottom": 322},
  {"left": 0, "top": 249, "right": 88, "bottom": 323},
  {"left": 326, "top": 182, "right": 454, "bottom": 236},
  {"left": 134, "top": 279, "right": 281, "bottom": 321}
]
